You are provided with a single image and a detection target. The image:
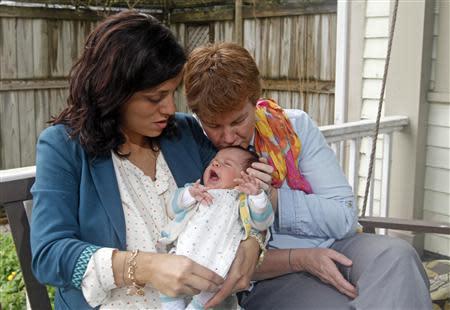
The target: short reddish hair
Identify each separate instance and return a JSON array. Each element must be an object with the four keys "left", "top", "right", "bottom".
[{"left": 184, "top": 42, "right": 261, "bottom": 120}]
